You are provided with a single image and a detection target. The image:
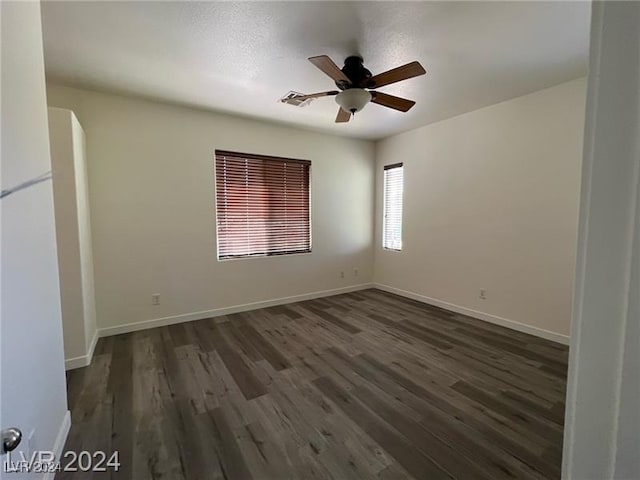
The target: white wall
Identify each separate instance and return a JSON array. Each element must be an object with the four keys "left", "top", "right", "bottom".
[
  {"left": 563, "top": 2, "right": 640, "bottom": 478},
  {"left": 72, "top": 114, "right": 98, "bottom": 357},
  {"left": 46, "top": 84, "right": 375, "bottom": 333},
  {"left": 0, "top": 0, "right": 69, "bottom": 467},
  {"left": 48, "top": 107, "right": 98, "bottom": 368},
  {"left": 374, "top": 78, "right": 586, "bottom": 341}
]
